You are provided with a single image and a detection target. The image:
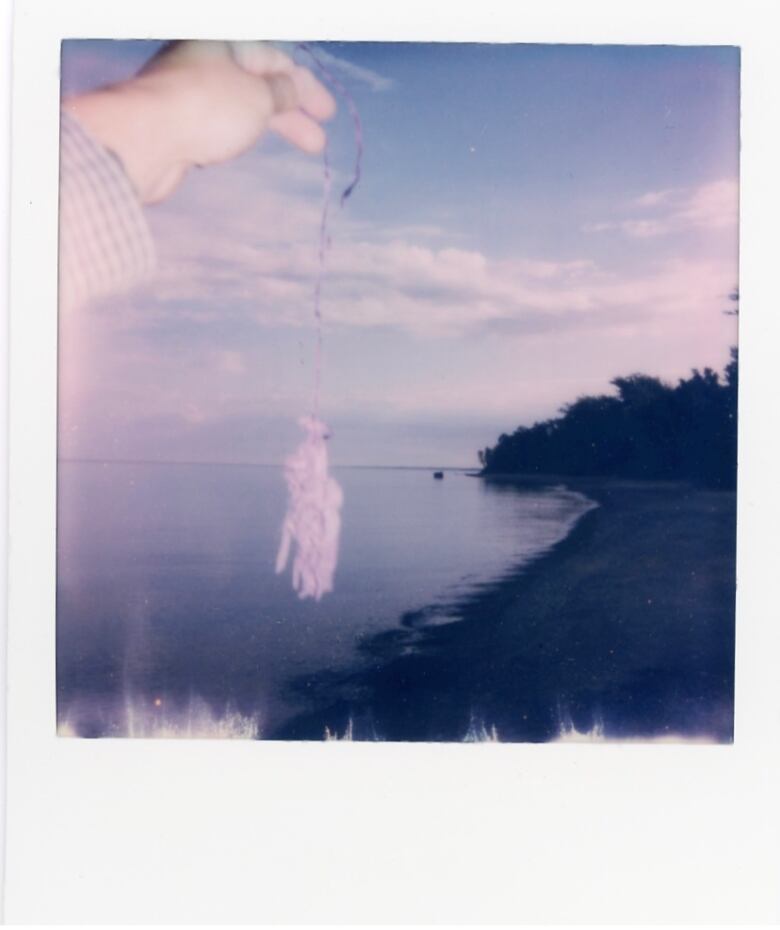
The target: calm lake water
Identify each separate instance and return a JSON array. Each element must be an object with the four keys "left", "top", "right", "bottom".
[{"left": 56, "top": 461, "right": 594, "bottom": 738}]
